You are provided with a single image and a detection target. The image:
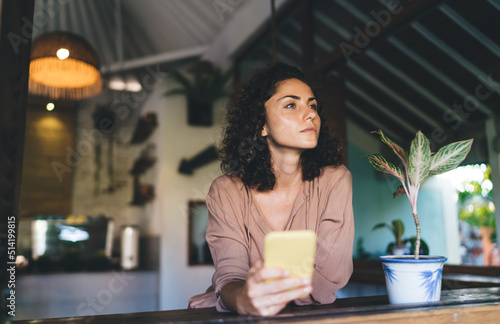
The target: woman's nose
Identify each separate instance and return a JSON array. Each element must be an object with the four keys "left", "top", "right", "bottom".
[{"left": 304, "top": 107, "right": 317, "bottom": 120}]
